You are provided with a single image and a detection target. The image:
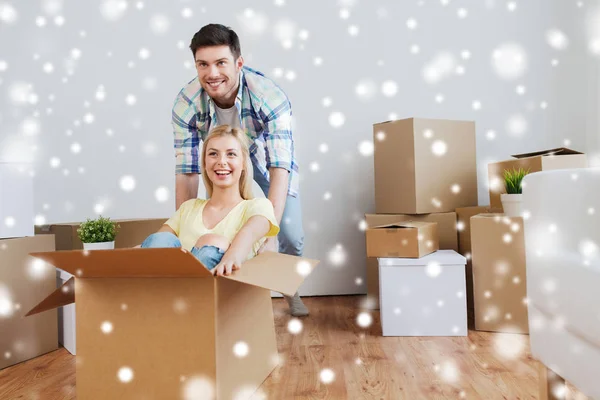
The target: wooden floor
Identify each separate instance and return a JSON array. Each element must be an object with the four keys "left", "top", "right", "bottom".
[{"left": 0, "top": 295, "right": 590, "bottom": 400}]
